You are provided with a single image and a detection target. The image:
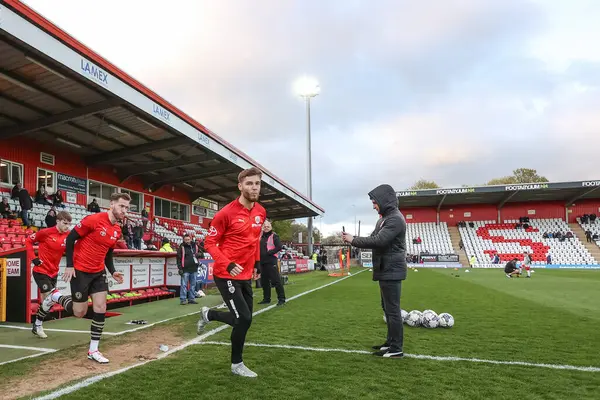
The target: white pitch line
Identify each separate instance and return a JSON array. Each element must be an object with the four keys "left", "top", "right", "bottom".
[
  {"left": 33, "top": 270, "right": 365, "bottom": 400},
  {"left": 1, "top": 308, "right": 208, "bottom": 336},
  {"left": 0, "top": 351, "right": 57, "bottom": 366},
  {"left": 198, "top": 341, "right": 600, "bottom": 373},
  {"left": 0, "top": 344, "right": 57, "bottom": 353}
]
